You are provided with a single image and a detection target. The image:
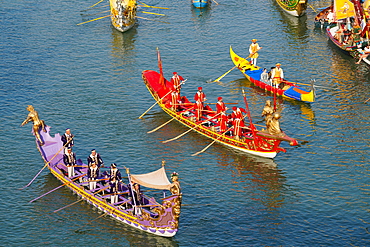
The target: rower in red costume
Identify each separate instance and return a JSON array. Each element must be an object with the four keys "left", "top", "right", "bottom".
[
  {"left": 219, "top": 112, "right": 228, "bottom": 132},
  {"left": 170, "top": 90, "right": 181, "bottom": 111},
  {"left": 194, "top": 87, "right": 207, "bottom": 103},
  {"left": 216, "top": 97, "right": 228, "bottom": 115},
  {"left": 231, "top": 106, "right": 246, "bottom": 120},
  {"left": 171, "top": 72, "right": 184, "bottom": 93},
  {"left": 193, "top": 100, "right": 203, "bottom": 121},
  {"left": 232, "top": 117, "right": 245, "bottom": 140}
]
